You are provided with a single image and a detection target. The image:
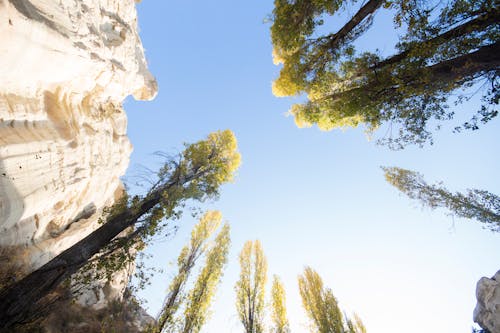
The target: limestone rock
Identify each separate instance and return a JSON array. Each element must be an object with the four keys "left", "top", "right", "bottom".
[
  {"left": 474, "top": 270, "right": 500, "bottom": 333},
  {"left": 0, "top": 0, "right": 157, "bottom": 309}
]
